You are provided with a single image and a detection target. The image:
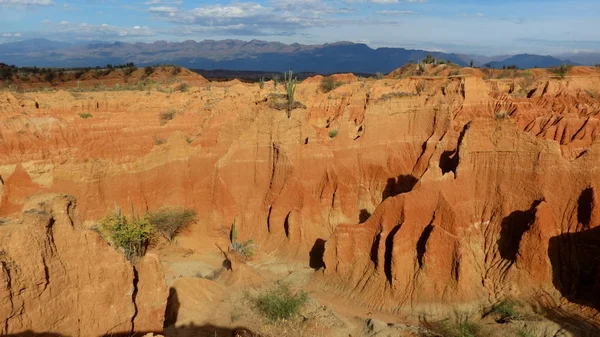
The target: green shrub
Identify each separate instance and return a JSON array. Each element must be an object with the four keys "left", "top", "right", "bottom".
[
  {"left": 160, "top": 110, "right": 176, "bottom": 124},
  {"left": 259, "top": 77, "right": 265, "bottom": 89},
  {"left": 229, "top": 219, "right": 255, "bottom": 259},
  {"left": 79, "top": 112, "right": 93, "bottom": 119},
  {"left": 320, "top": 76, "right": 342, "bottom": 93},
  {"left": 147, "top": 207, "right": 196, "bottom": 242},
  {"left": 176, "top": 82, "right": 189, "bottom": 92},
  {"left": 272, "top": 74, "right": 279, "bottom": 88},
  {"left": 253, "top": 284, "right": 308, "bottom": 321},
  {"left": 375, "top": 72, "right": 384, "bottom": 80},
  {"left": 144, "top": 66, "right": 155, "bottom": 77},
  {"left": 99, "top": 206, "right": 153, "bottom": 262},
  {"left": 488, "top": 300, "right": 520, "bottom": 323},
  {"left": 328, "top": 129, "right": 338, "bottom": 138},
  {"left": 123, "top": 66, "right": 137, "bottom": 77},
  {"left": 426, "top": 318, "right": 481, "bottom": 337},
  {"left": 422, "top": 54, "right": 436, "bottom": 64},
  {"left": 551, "top": 63, "right": 570, "bottom": 78}
]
